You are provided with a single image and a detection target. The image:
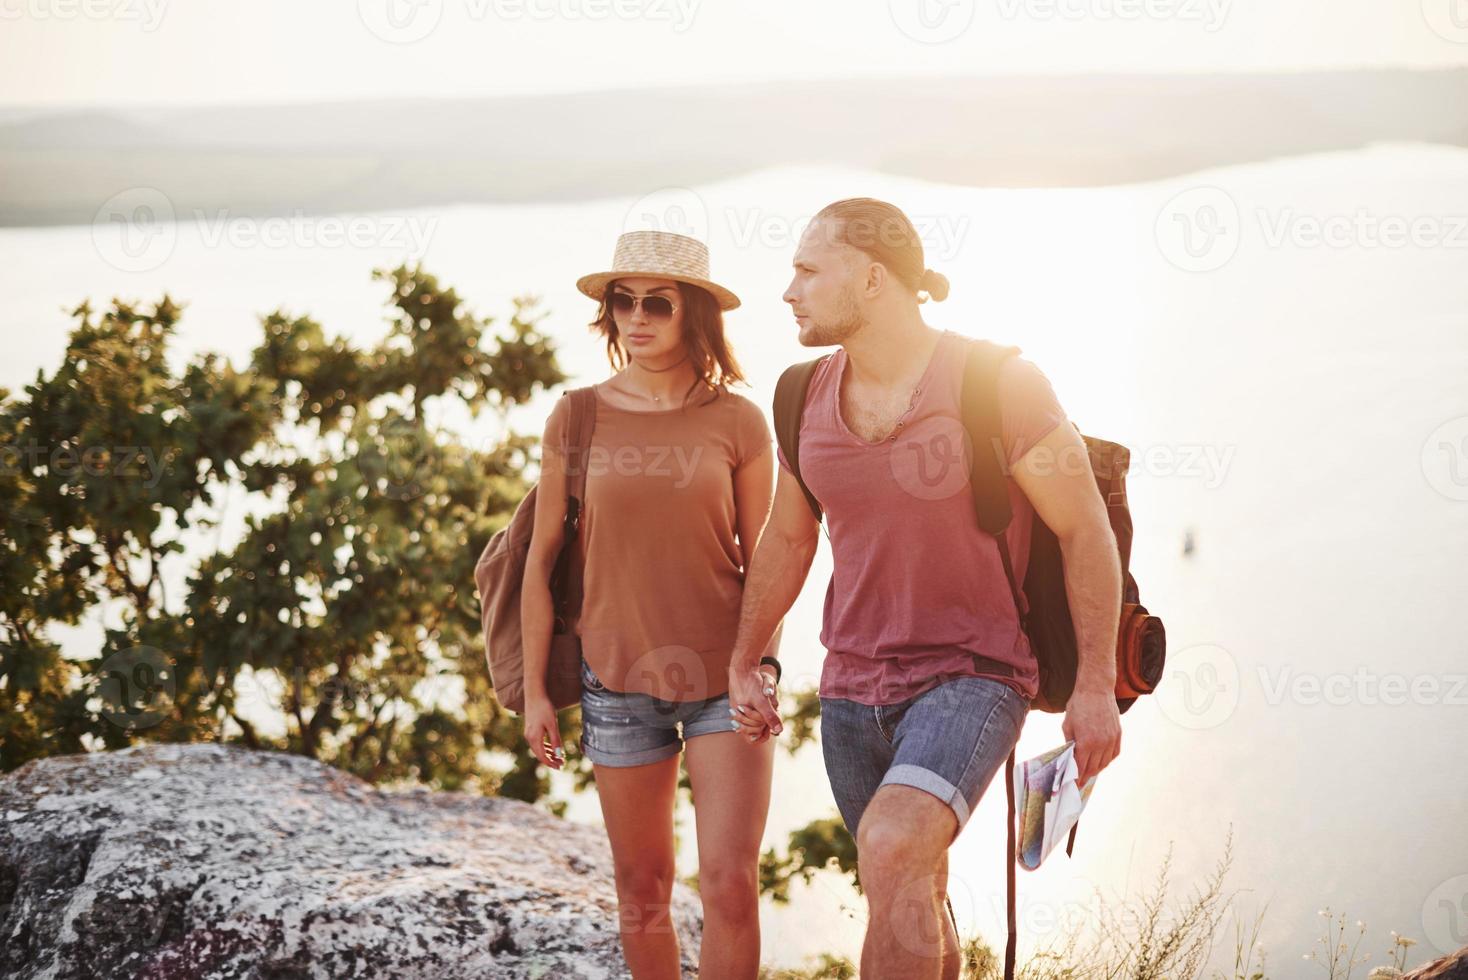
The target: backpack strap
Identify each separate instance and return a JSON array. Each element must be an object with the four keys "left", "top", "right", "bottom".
[
  {"left": 773, "top": 355, "right": 833, "bottom": 524},
  {"left": 555, "top": 387, "right": 598, "bottom": 626},
  {"left": 961, "top": 339, "right": 1029, "bottom": 632},
  {"left": 561, "top": 386, "right": 597, "bottom": 503},
  {"left": 960, "top": 338, "right": 1022, "bottom": 535},
  {"left": 968, "top": 342, "right": 1021, "bottom": 980},
  {"left": 1005, "top": 747, "right": 1018, "bottom": 980}
]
